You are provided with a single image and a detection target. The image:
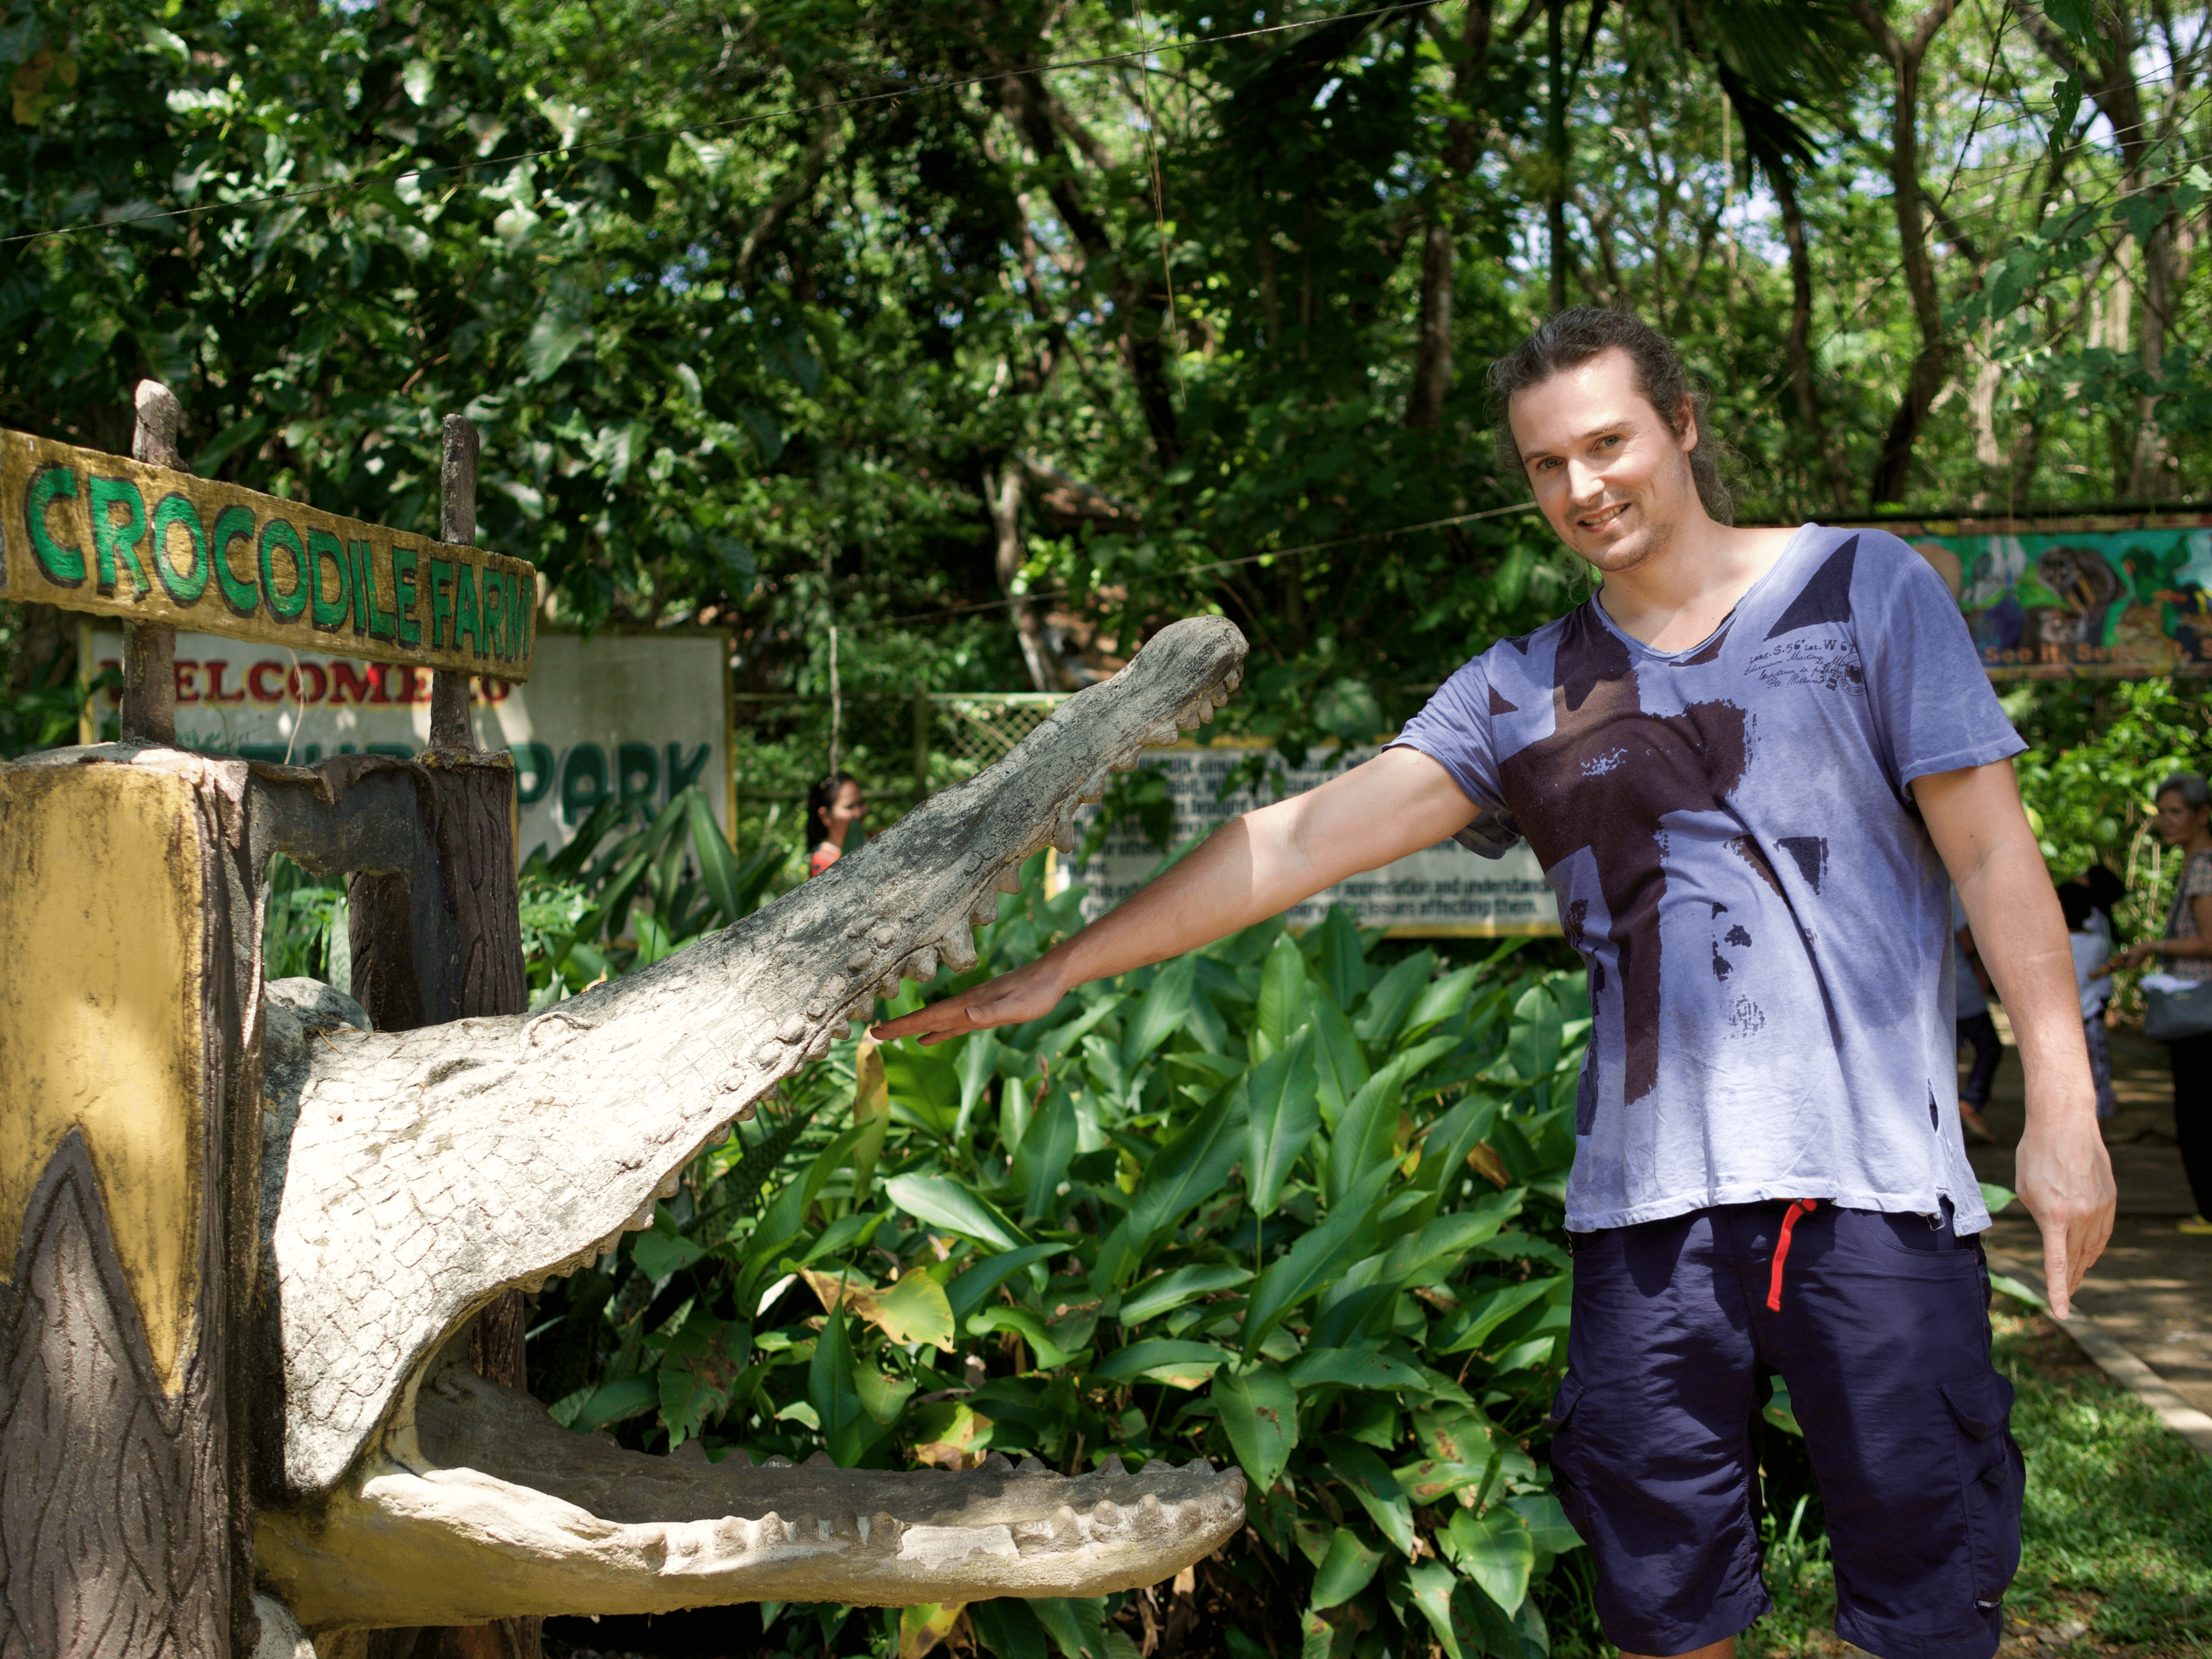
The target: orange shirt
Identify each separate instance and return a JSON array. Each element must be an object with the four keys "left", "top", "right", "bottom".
[{"left": 808, "top": 841, "right": 841, "bottom": 878}]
